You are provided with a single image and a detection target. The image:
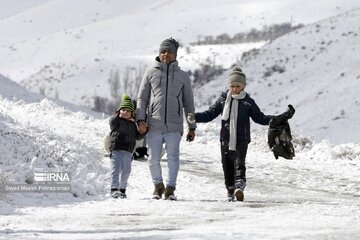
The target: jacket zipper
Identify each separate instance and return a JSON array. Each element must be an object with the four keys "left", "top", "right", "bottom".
[
  {"left": 177, "top": 88, "right": 182, "bottom": 115},
  {"left": 164, "top": 65, "right": 170, "bottom": 125}
]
